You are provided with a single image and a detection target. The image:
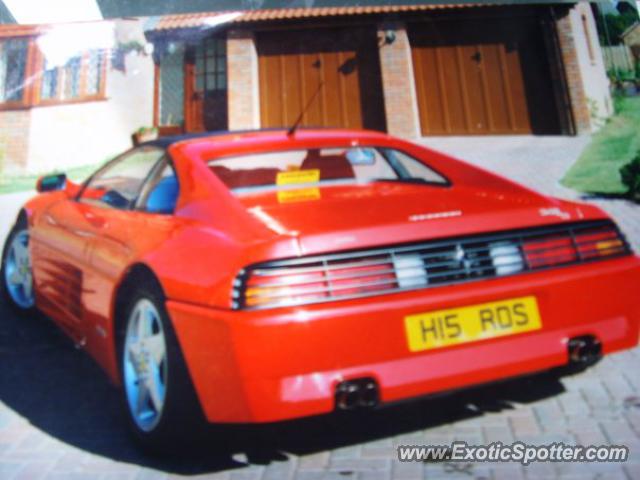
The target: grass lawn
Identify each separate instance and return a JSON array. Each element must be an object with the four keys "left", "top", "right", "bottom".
[
  {"left": 0, "top": 162, "right": 101, "bottom": 195},
  {"left": 561, "top": 96, "right": 640, "bottom": 194}
]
